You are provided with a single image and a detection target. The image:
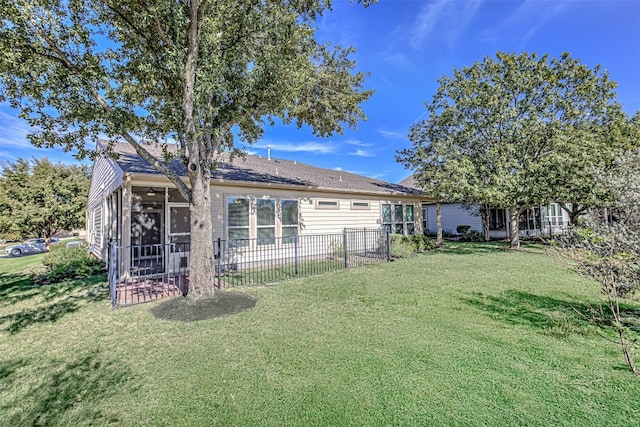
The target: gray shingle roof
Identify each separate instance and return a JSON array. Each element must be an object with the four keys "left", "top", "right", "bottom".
[
  {"left": 108, "top": 141, "right": 422, "bottom": 197},
  {"left": 398, "top": 175, "right": 417, "bottom": 189}
]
